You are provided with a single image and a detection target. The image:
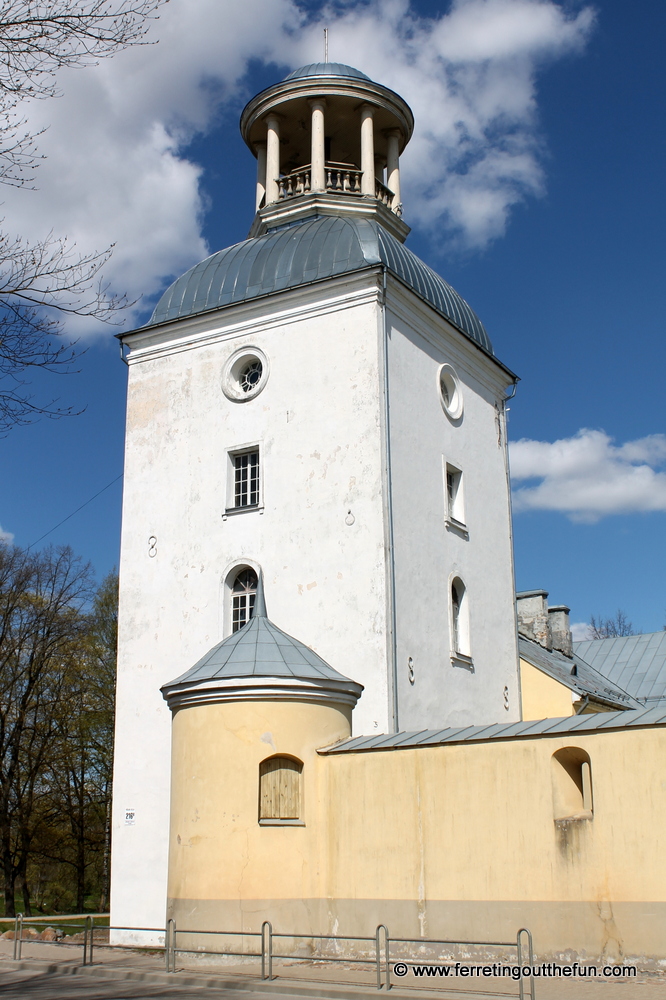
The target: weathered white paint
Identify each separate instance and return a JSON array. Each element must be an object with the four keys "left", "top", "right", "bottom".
[
  {"left": 384, "top": 283, "right": 520, "bottom": 728},
  {"left": 111, "top": 265, "right": 520, "bottom": 933}
]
